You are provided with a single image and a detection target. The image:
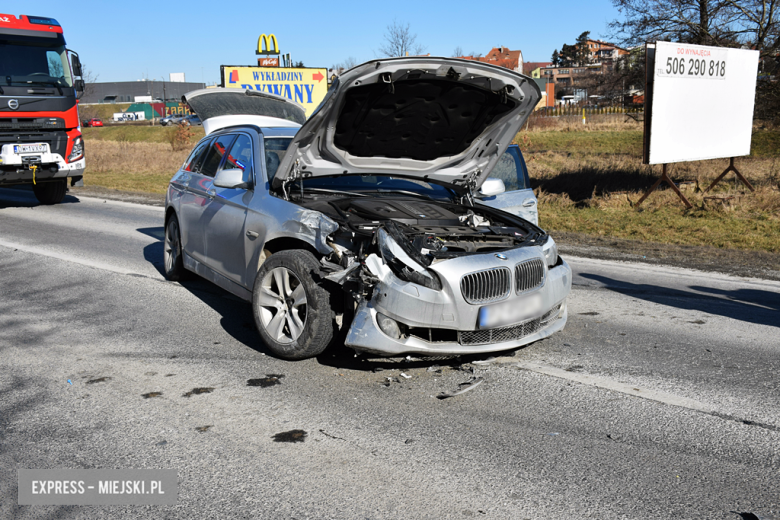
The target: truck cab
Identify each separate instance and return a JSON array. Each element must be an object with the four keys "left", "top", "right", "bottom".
[{"left": 0, "top": 14, "right": 85, "bottom": 204}]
